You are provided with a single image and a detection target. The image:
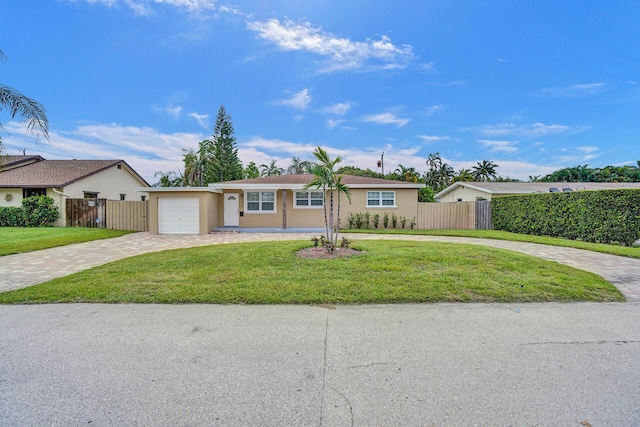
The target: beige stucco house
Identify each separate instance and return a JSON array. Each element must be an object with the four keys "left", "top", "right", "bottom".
[
  {"left": 435, "top": 181, "right": 640, "bottom": 202},
  {"left": 143, "top": 174, "right": 423, "bottom": 234},
  {"left": 0, "top": 155, "right": 150, "bottom": 225}
]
